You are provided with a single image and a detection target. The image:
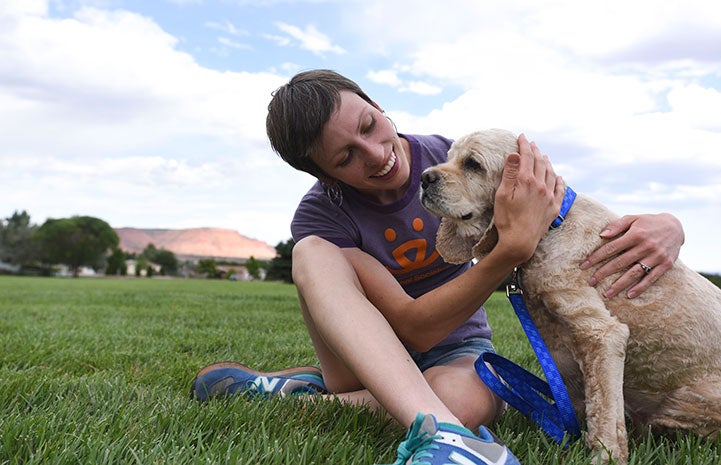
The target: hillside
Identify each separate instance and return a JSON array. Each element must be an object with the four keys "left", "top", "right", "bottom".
[{"left": 115, "top": 227, "right": 277, "bottom": 261}]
